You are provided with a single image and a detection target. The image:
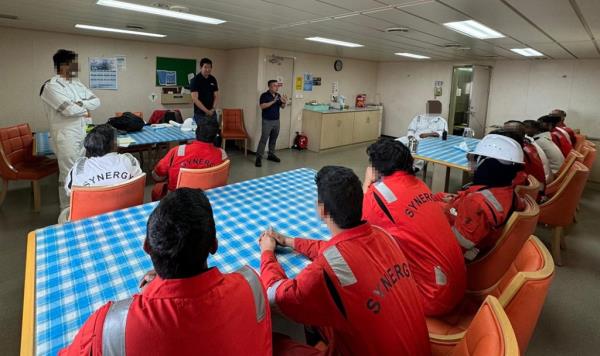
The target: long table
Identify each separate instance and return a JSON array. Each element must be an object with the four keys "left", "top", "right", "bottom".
[
  {"left": 414, "top": 135, "right": 480, "bottom": 192},
  {"left": 21, "top": 168, "right": 328, "bottom": 355}
]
